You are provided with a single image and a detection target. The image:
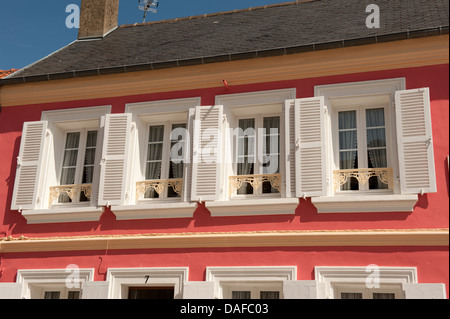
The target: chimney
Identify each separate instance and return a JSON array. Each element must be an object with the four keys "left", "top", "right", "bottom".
[{"left": 78, "top": 0, "right": 120, "bottom": 39}]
